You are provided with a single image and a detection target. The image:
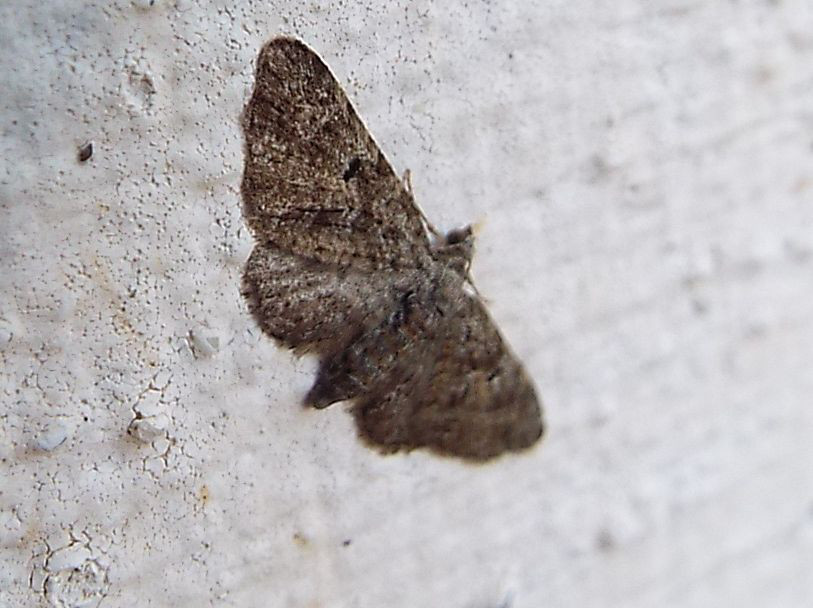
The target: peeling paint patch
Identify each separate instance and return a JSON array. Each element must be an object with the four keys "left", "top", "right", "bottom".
[
  {"left": 188, "top": 330, "right": 220, "bottom": 359},
  {"left": 121, "top": 58, "right": 157, "bottom": 115},
  {"left": 43, "top": 558, "right": 109, "bottom": 608},
  {"left": 35, "top": 424, "right": 69, "bottom": 452},
  {"left": 127, "top": 413, "right": 169, "bottom": 443}
]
